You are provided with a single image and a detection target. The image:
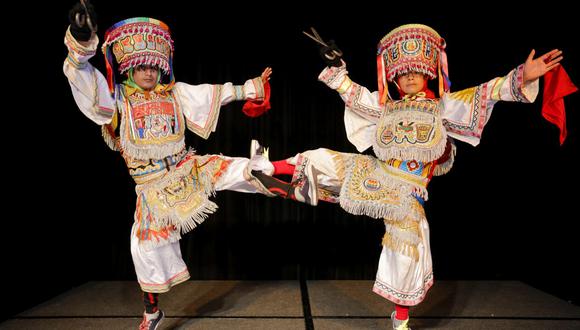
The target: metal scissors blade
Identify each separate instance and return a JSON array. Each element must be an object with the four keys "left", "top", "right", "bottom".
[
  {"left": 302, "top": 27, "right": 343, "bottom": 60},
  {"left": 302, "top": 27, "right": 329, "bottom": 47},
  {"left": 75, "top": 0, "right": 97, "bottom": 33}
]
